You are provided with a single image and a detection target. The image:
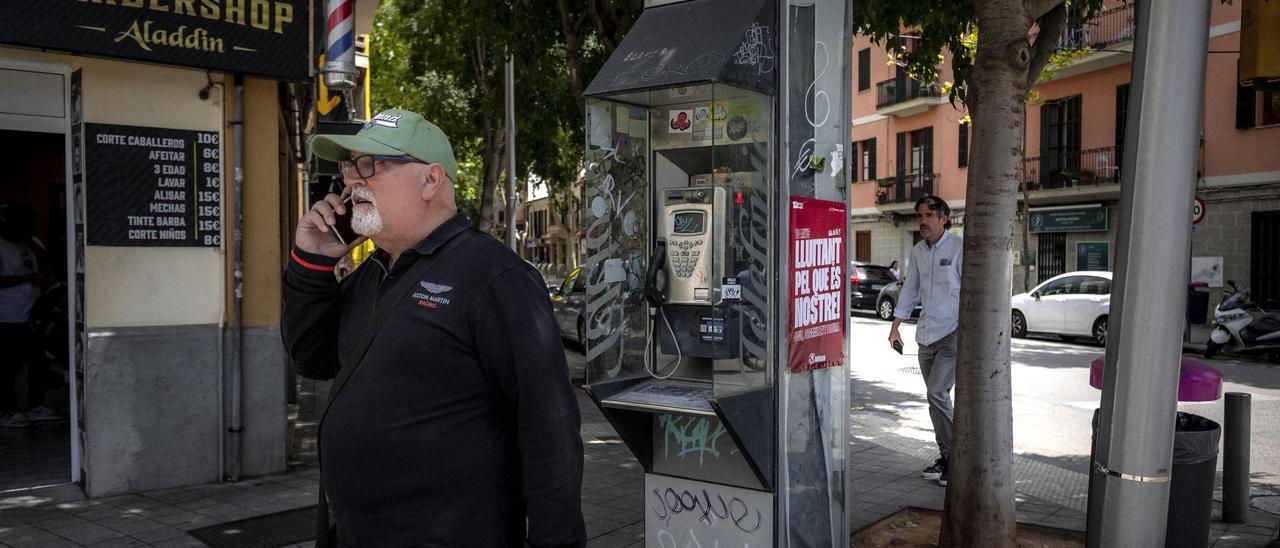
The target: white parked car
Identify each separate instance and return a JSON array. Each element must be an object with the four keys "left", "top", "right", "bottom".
[{"left": 1011, "top": 271, "right": 1112, "bottom": 345}]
